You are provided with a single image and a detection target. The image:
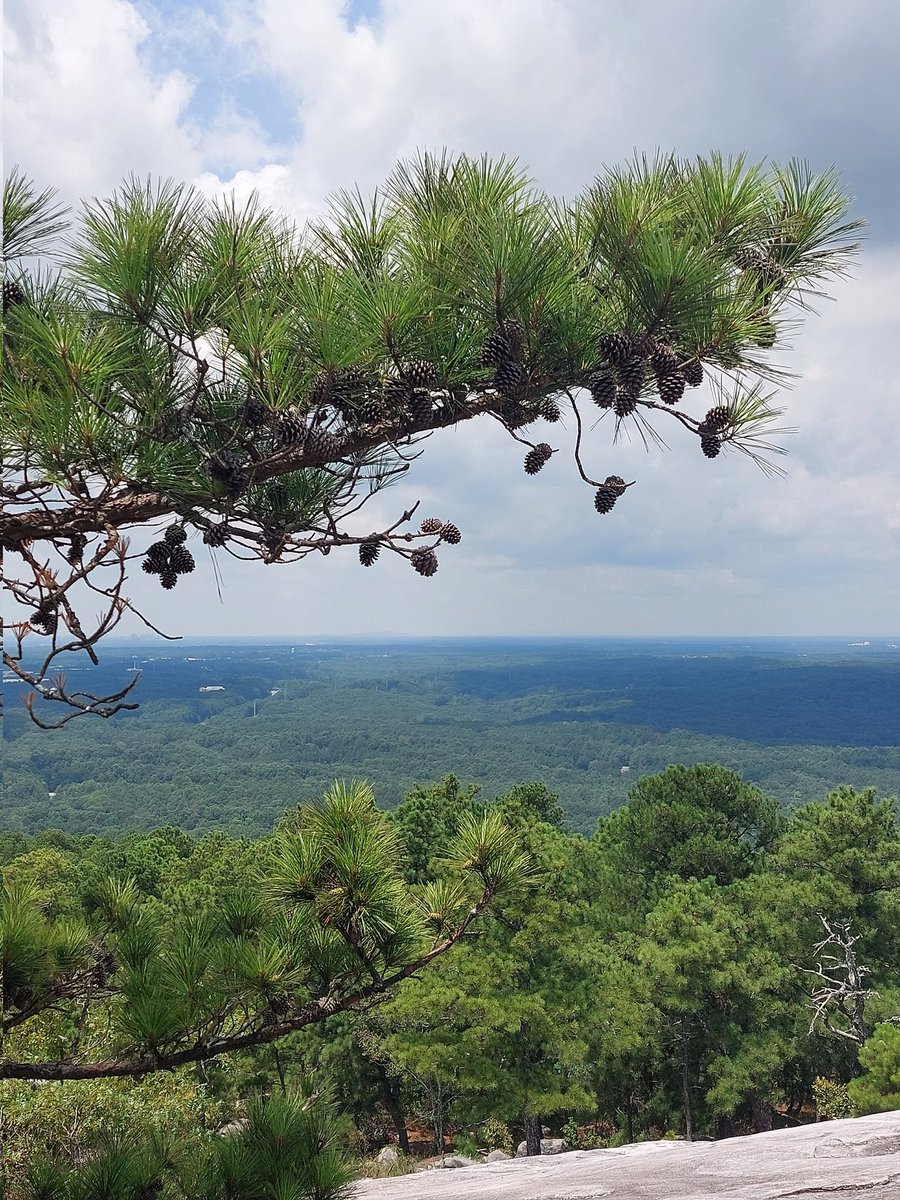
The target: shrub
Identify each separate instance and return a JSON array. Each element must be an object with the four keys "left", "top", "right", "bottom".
[{"left": 812, "top": 1076, "right": 855, "bottom": 1120}]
